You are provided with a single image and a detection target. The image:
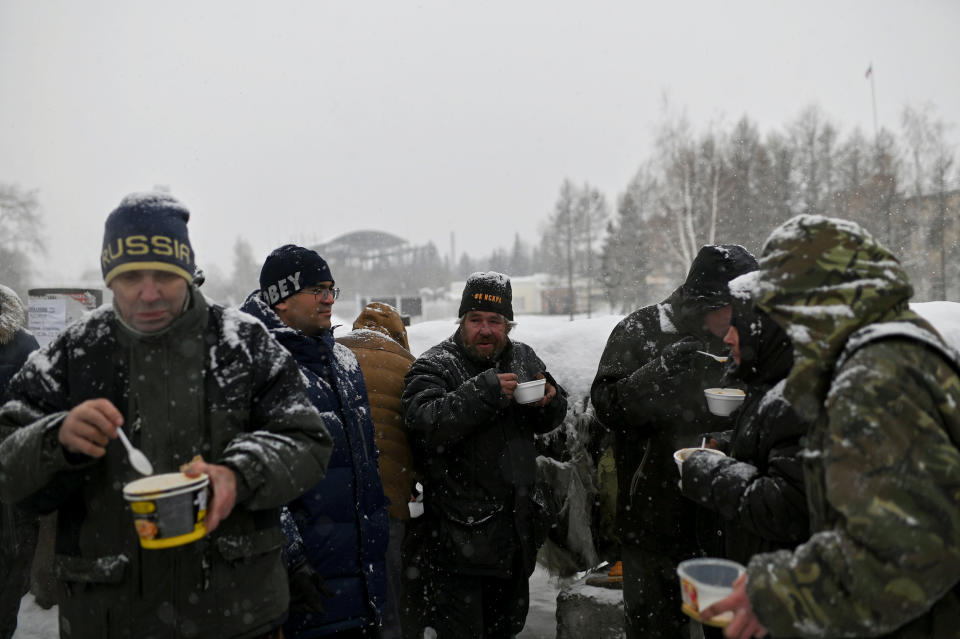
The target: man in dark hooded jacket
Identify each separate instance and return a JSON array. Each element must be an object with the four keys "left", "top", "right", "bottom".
[
  {"left": 402, "top": 272, "right": 568, "bottom": 638},
  {"left": 590, "top": 244, "right": 757, "bottom": 638}
]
